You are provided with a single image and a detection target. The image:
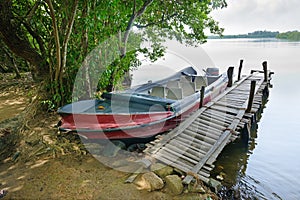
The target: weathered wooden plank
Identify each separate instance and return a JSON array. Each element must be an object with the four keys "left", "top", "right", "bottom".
[
  {"left": 190, "top": 125, "right": 222, "bottom": 141},
  {"left": 189, "top": 123, "right": 223, "bottom": 138},
  {"left": 201, "top": 114, "right": 234, "bottom": 126},
  {"left": 191, "top": 121, "right": 225, "bottom": 135},
  {"left": 202, "top": 164, "right": 213, "bottom": 172},
  {"left": 180, "top": 131, "right": 214, "bottom": 148},
  {"left": 198, "top": 170, "right": 211, "bottom": 178},
  {"left": 169, "top": 139, "right": 206, "bottom": 157},
  {"left": 175, "top": 136, "right": 209, "bottom": 155},
  {"left": 195, "top": 118, "right": 227, "bottom": 130},
  {"left": 214, "top": 101, "right": 247, "bottom": 111},
  {"left": 156, "top": 150, "right": 196, "bottom": 169},
  {"left": 210, "top": 105, "right": 240, "bottom": 115},
  {"left": 182, "top": 129, "right": 232, "bottom": 184},
  {"left": 155, "top": 153, "right": 192, "bottom": 172},
  {"left": 164, "top": 142, "right": 205, "bottom": 162},
  {"left": 184, "top": 128, "right": 217, "bottom": 145},
  {"left": 199, "top": 114, "right": 231, "bottom": 127},
  {"left": 160, "top": 147, "right": 200, "bottom": 165},
  {"left": 188, "top": 126, "right": 221, "bottom": 142},
  {"left": 204, "top": 109, "right": 236, "bottom": 119},
  {"left": 218, "top": 99, "right": 245, "bottom": 106}
]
